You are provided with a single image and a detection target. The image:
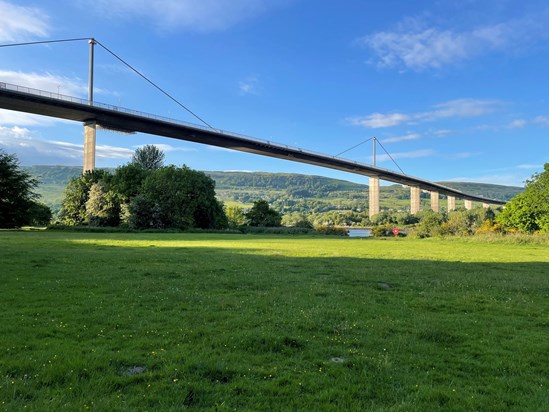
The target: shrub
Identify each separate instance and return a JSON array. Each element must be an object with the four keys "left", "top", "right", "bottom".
[{"left": 314, "top": 226, "right": 349, "bottom": 236}]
